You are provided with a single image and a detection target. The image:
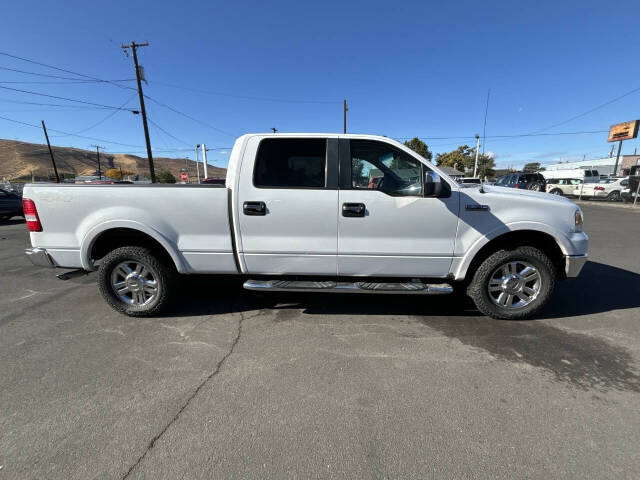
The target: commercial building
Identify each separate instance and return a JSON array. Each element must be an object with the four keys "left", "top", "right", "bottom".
[{"left": 543, "top": 155, "right": 640, "bottom": 176}]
